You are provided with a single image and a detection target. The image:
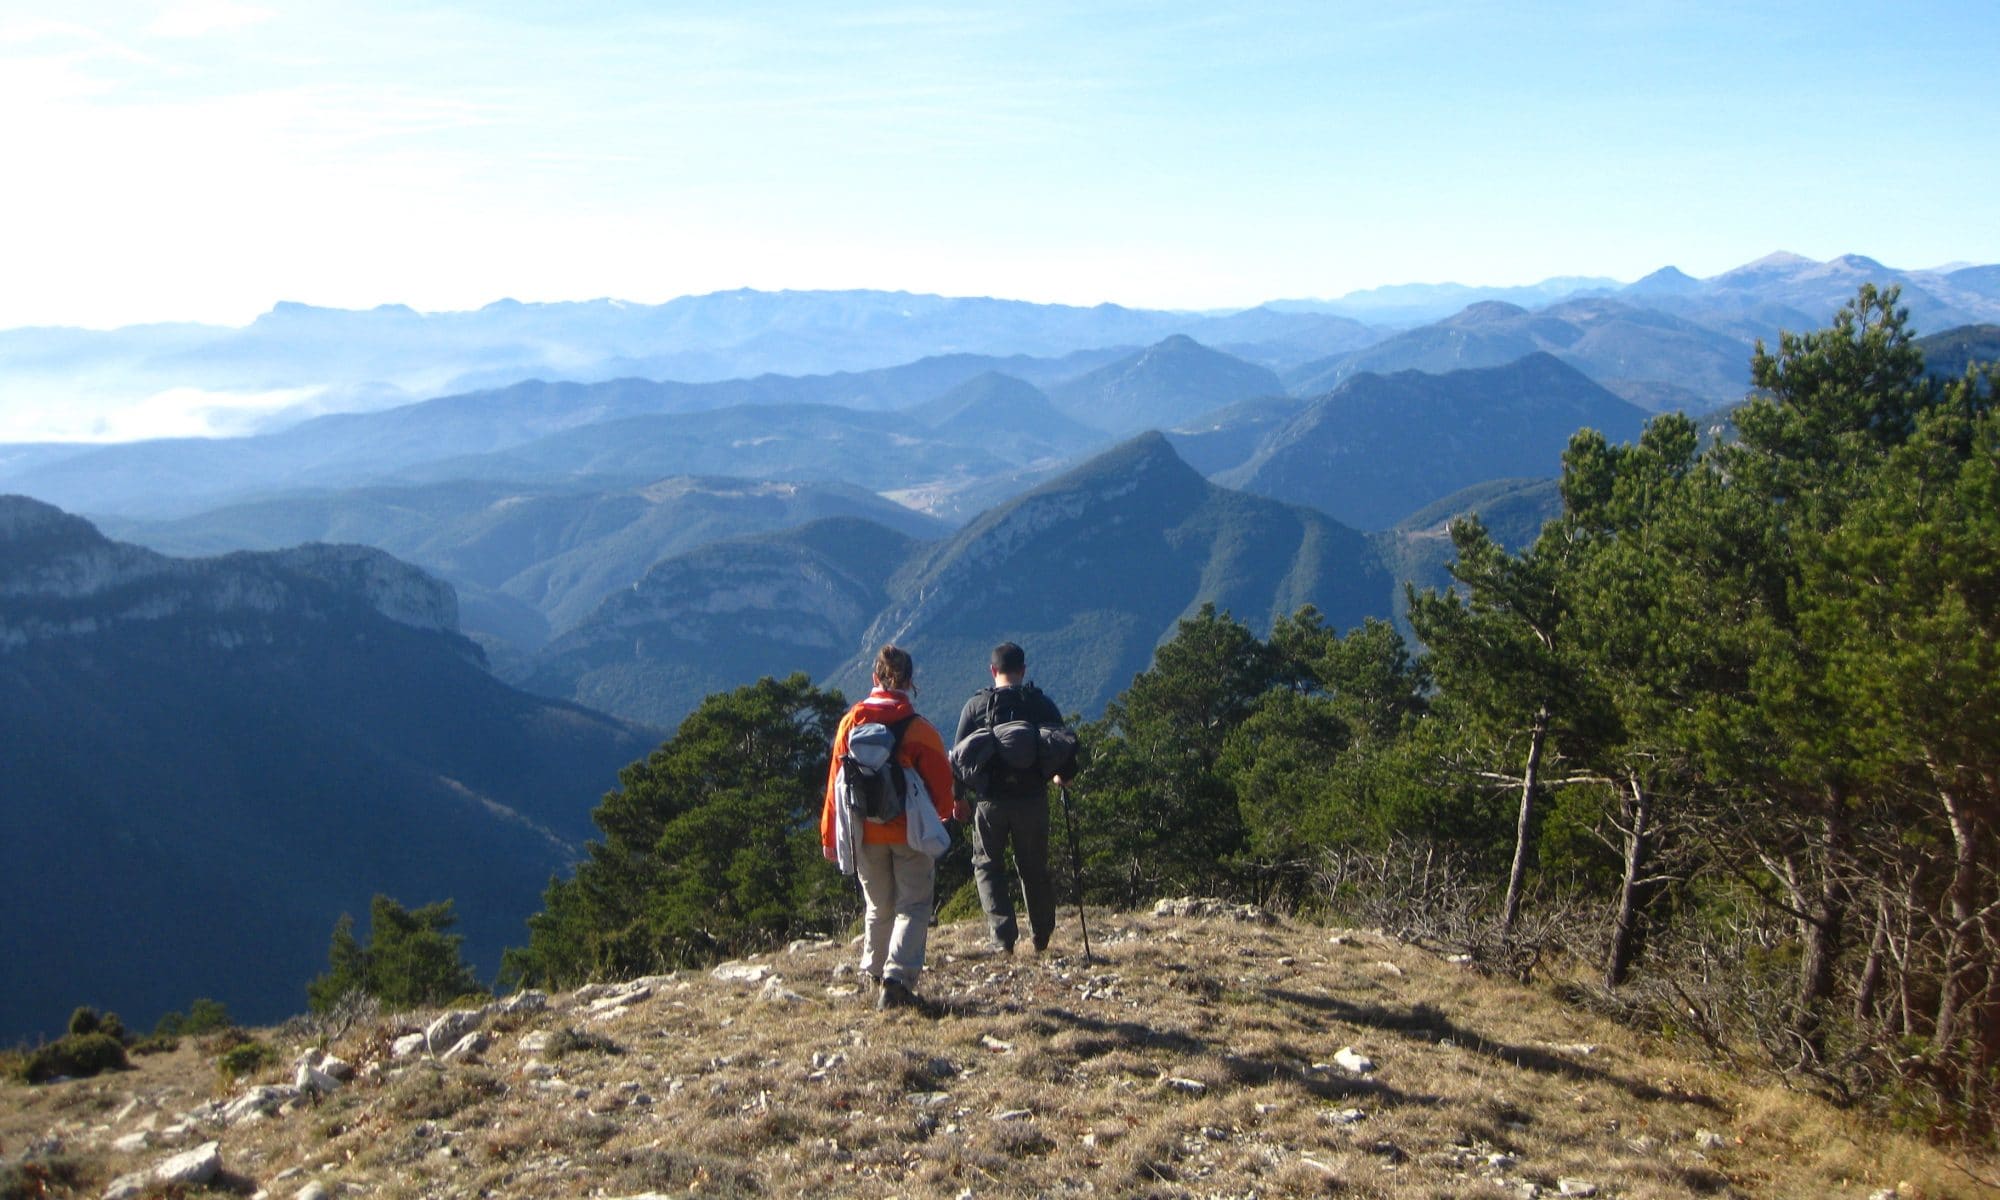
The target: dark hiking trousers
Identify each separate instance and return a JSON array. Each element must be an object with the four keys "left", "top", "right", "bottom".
[{"left": 971, "top": 792, "right": 1057, "bottom": 951}]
